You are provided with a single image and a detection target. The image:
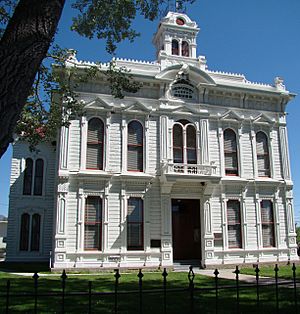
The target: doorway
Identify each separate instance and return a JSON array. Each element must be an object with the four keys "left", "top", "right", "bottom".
[{"left": 171, "top": 199, "right": 201, "bottom": 261}]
